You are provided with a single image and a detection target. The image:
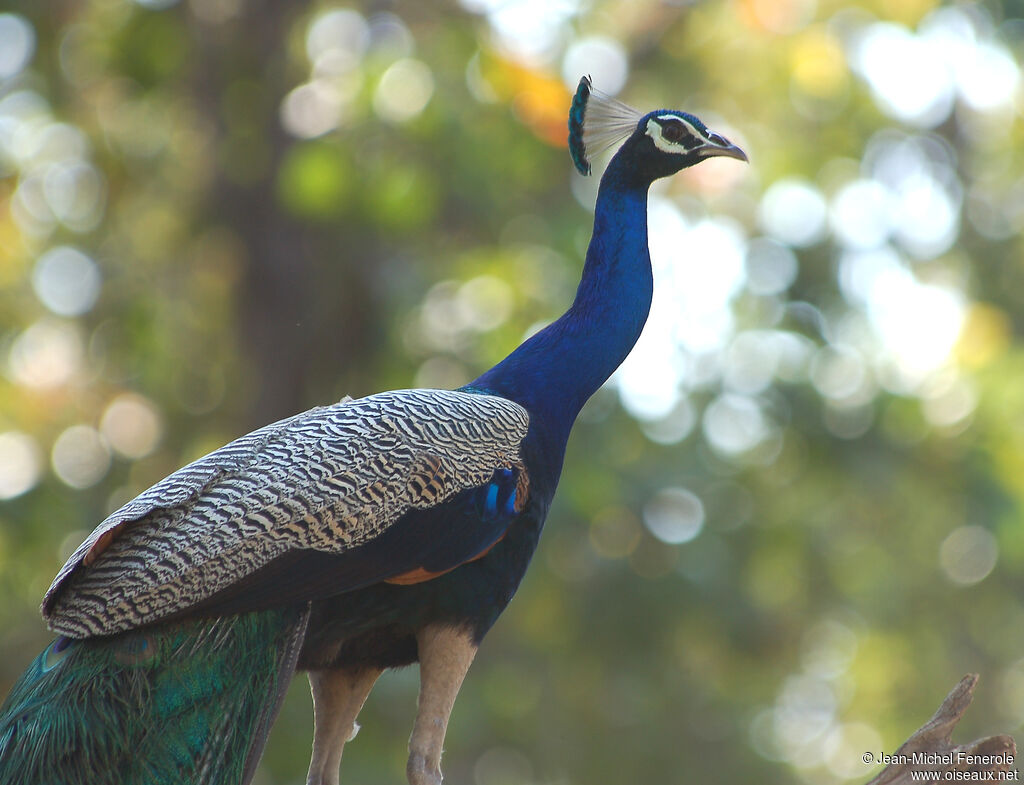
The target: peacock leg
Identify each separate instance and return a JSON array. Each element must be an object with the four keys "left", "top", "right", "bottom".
[
  {"left": 406, "top": 625, "right": 478, "bottom": 785},
  {"left": 306, "top": 667, "right": 382, "bottom": 785}
]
